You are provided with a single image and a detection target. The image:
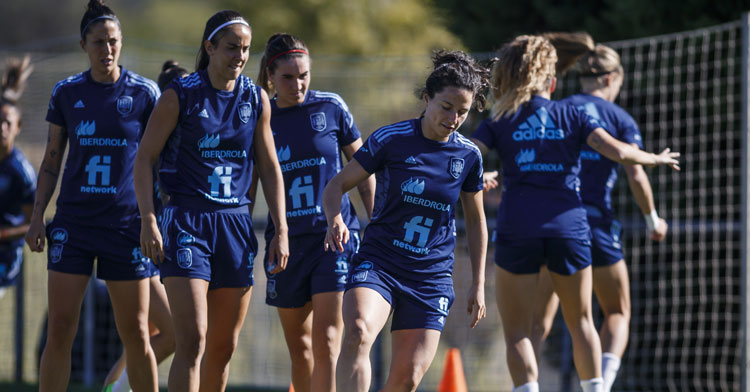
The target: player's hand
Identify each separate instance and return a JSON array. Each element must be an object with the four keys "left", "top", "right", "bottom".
[
  {"left": 140, "top": 218, "right": 164, "bottom": 264},
  {"left": 324, "top": 215, "right": 349, "bottom": 253},
  {"left": 650, "top": 217, "right": 668, "bottom": 241},
  {"left": 267, "top": 232, "right": 289, "bottom": 274},
  {"left": 467, "top": 282, "right": 486, "bottom": 328},
  {"left": 482, "top": 171, "right": 500, "bottom": 191},
  {"left": 25, "top": 215, "right": 46, "bottom": 252},
  {"left": 655, "top": 148, "right": 680, "bottom": 171}
]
